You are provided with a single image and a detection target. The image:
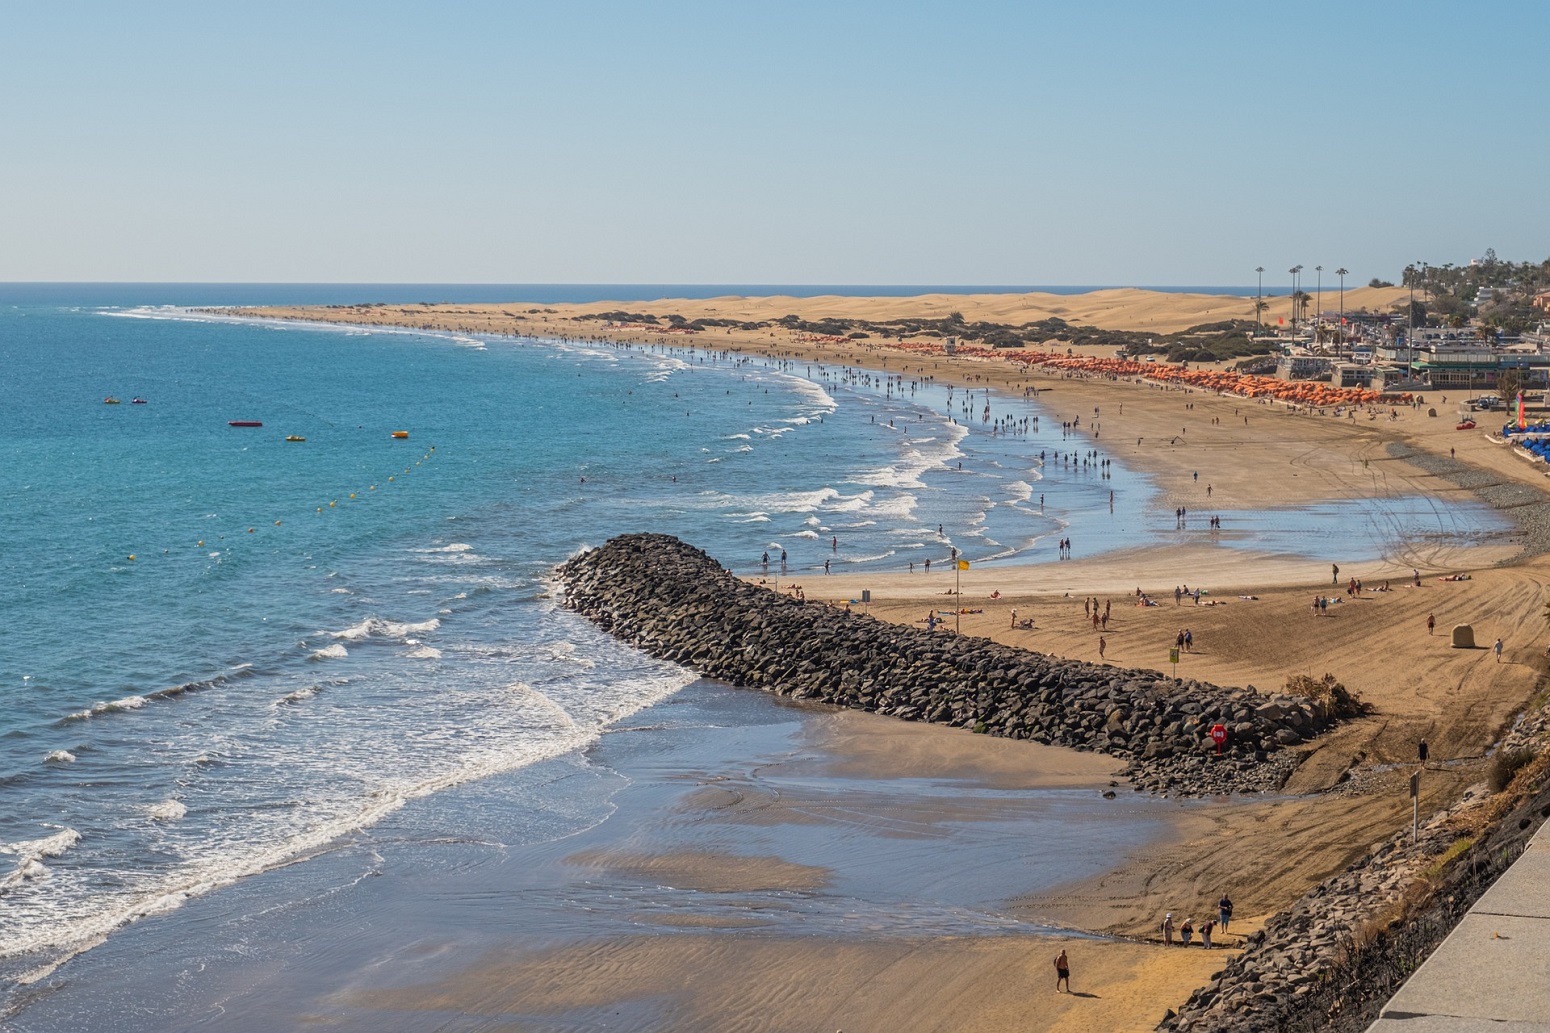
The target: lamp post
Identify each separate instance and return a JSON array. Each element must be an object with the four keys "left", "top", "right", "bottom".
[
  {"left": 1255, "top": 266, "right": 1264, "bottom": 332},
  {"left": 1408, "top": 263, "right": 1418, "bottom": 376},
  {"left": 951, "top": 547, "right": 961, "bottom": 634},
  {"left": 1315, "top": 265, "right": 1323, "bottom": 346},
  {"left": 1290, "top": 265, "right": 1303, "bottom": 337},
  {"left": 1335, "top": 268, "right": 1348, "bottom": 358}
]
